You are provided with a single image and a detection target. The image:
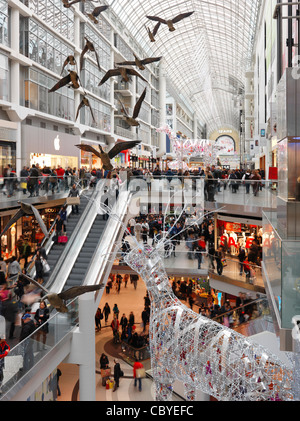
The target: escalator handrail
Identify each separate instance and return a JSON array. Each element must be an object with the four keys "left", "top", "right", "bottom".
[{"left": 46, "top": 181, "right": 107, "bottom": 294}]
